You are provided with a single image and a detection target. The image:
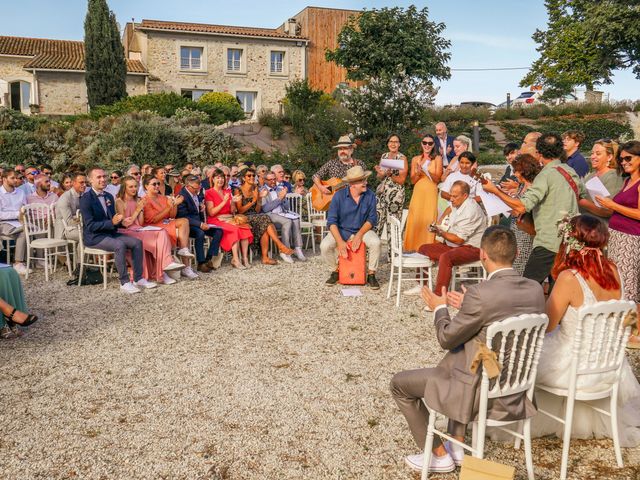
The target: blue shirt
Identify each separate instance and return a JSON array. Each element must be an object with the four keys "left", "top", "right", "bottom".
[
  {"left": 567, "top": 150, "right": 589, "bottom": 178},
  {"left": 327, "top": 187, "right": 377, "bottom": 241}
]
